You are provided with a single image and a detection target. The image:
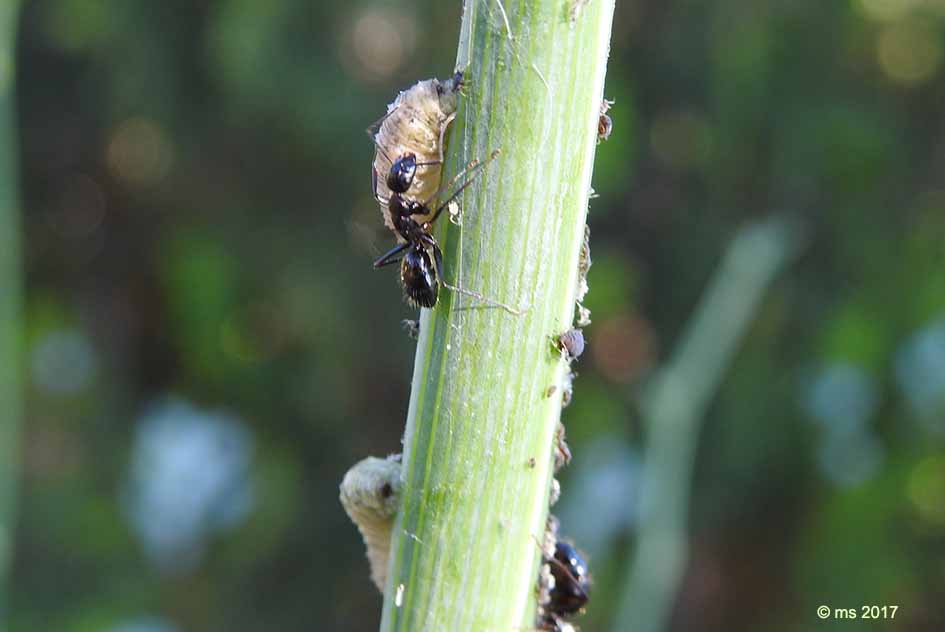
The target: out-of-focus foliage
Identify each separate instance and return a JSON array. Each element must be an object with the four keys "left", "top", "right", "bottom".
[
  {"left": 1, "top": 0, "right": 22, "bottom": 621},
  {"left": 8, "top": 0, "right": 945, "bottom": 631}
]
